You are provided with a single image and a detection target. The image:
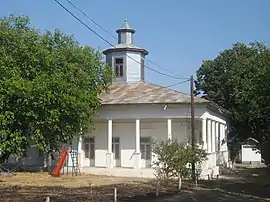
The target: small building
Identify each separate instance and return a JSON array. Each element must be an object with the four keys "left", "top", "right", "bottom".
[
  {"left": 8, "top": 19, "right": 230, "bottom": 178},
  {"left": 238, "top": 137, "right": 261, "bottom": 164}
]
